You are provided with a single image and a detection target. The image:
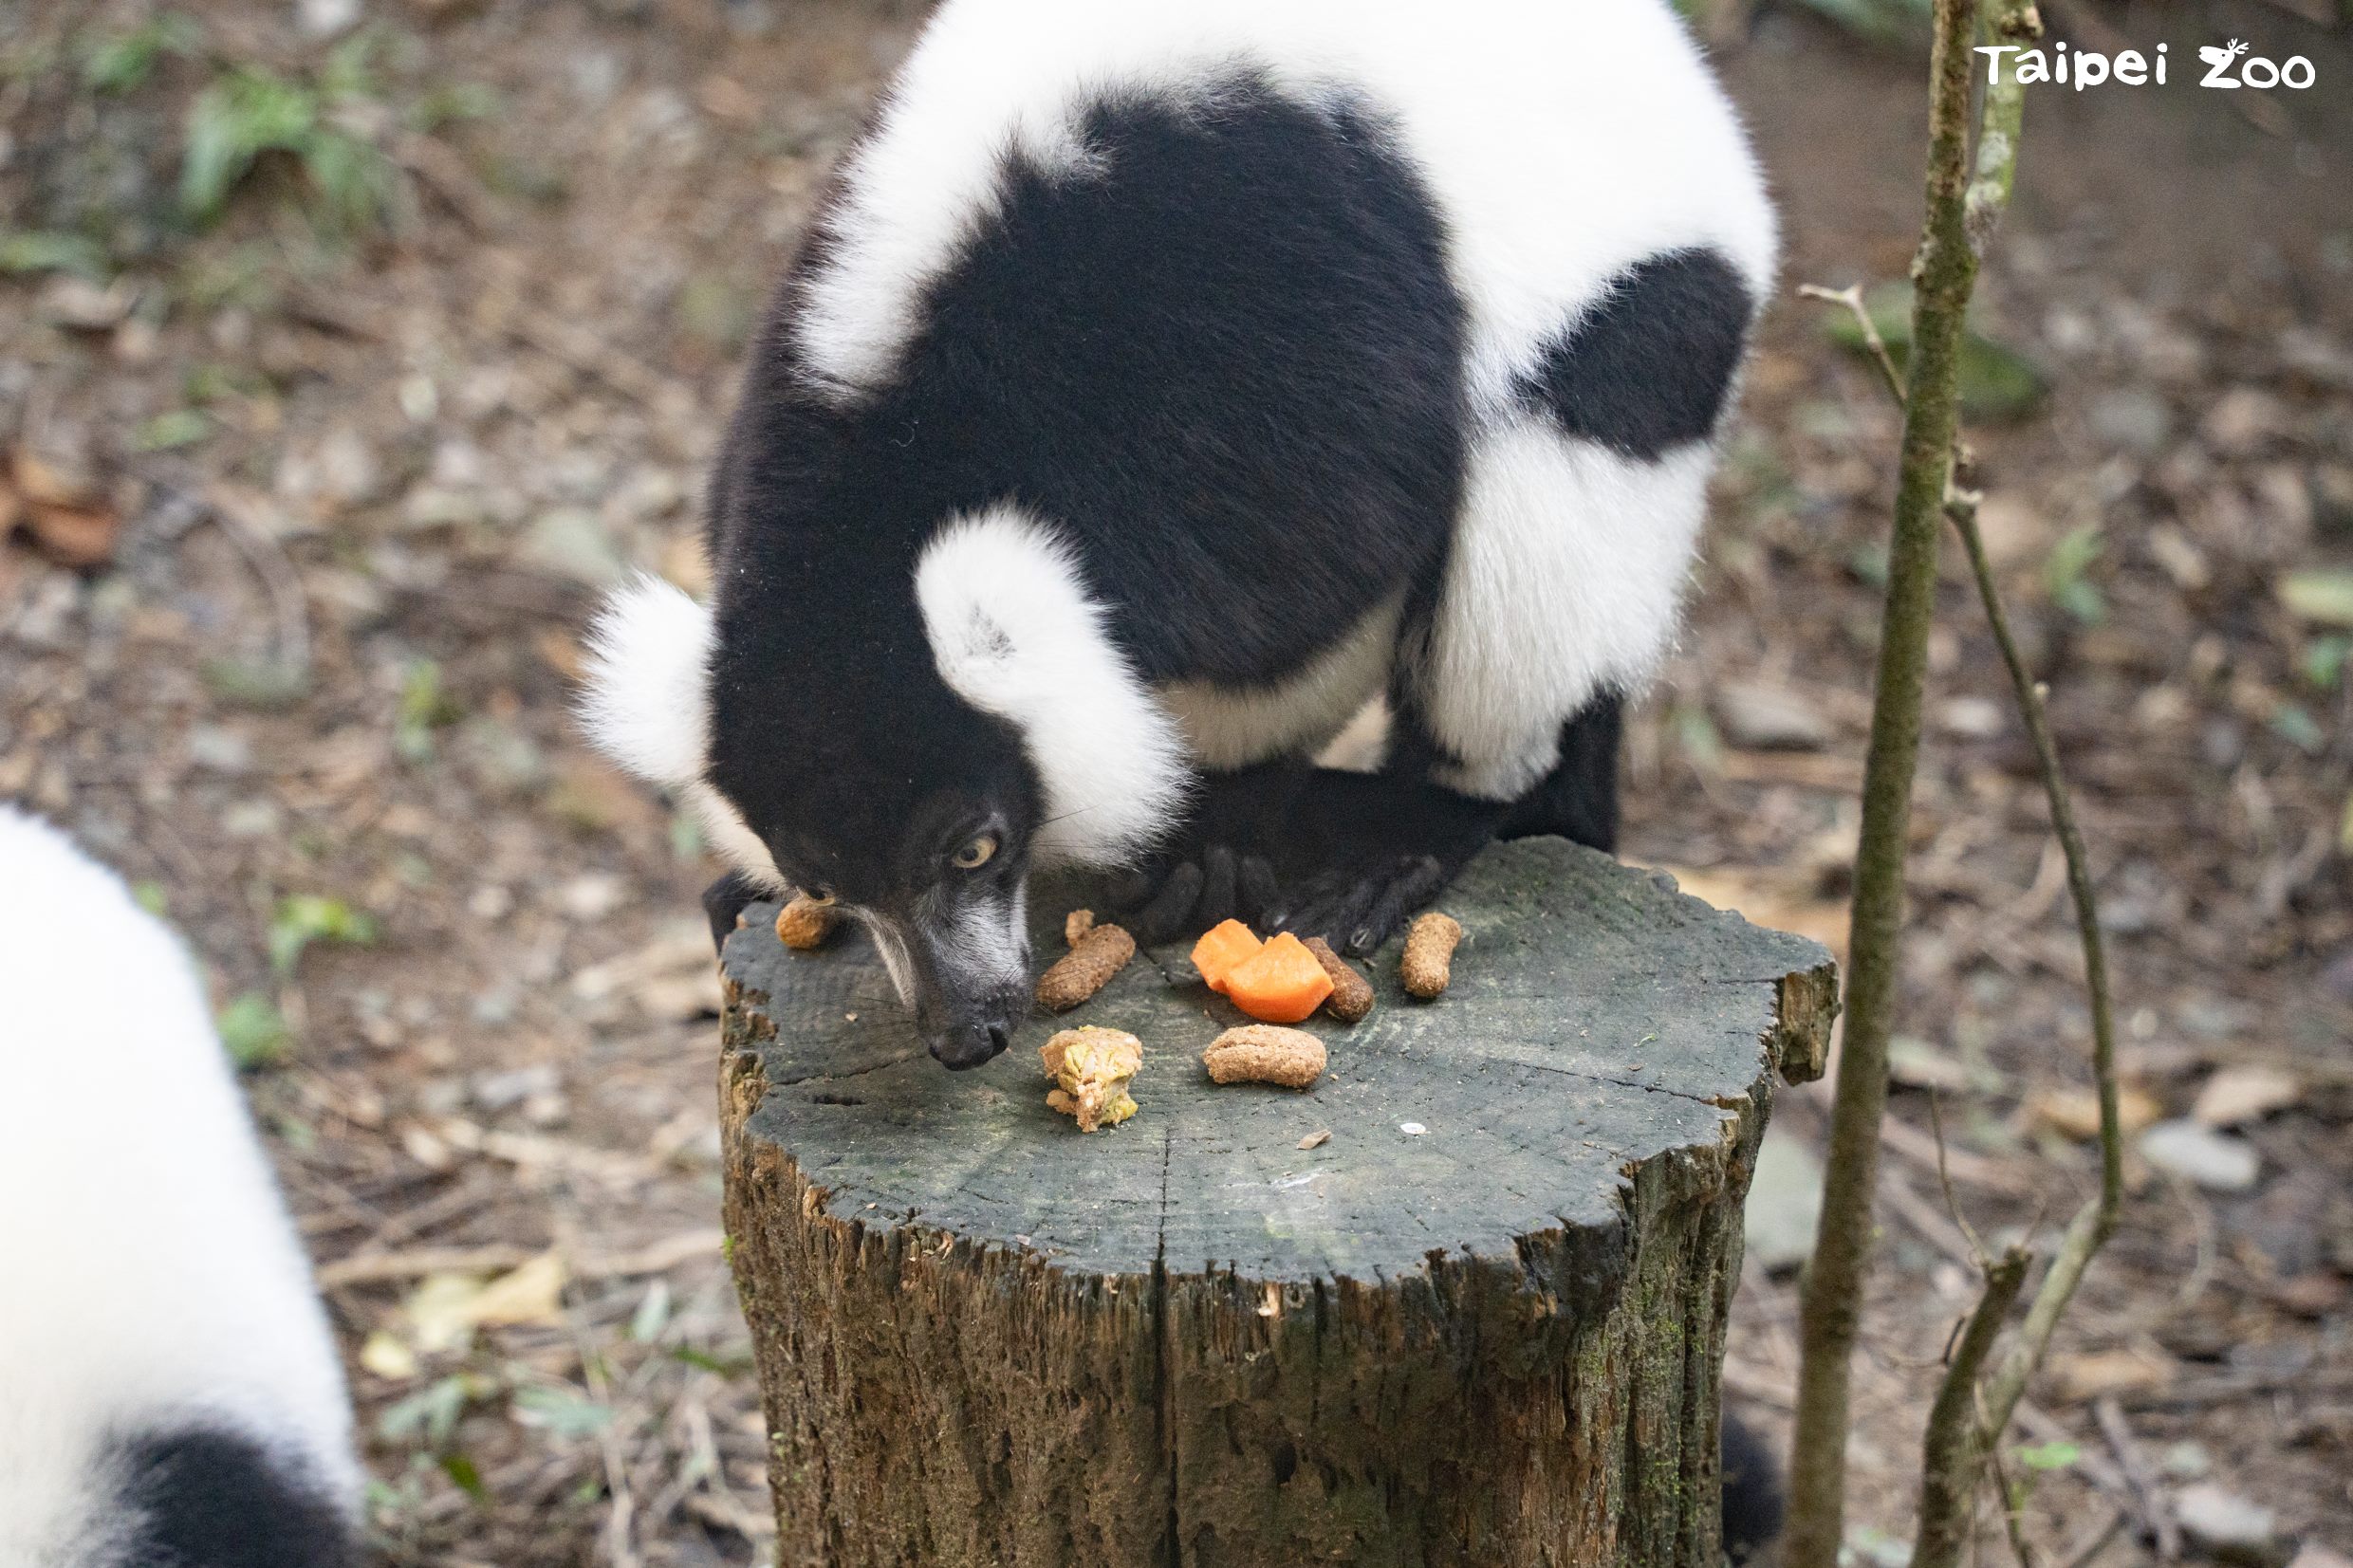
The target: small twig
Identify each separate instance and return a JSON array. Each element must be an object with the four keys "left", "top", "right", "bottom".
[
  {"left": 1915, "top": 1247, "right": 2032, "bottom": 1568},
  {"left": 1974, "top": 1400, "right": 2036, "bottom": 1568},
  {"left": 1927, "top": 1092, "right": 1990, "bottom": 1266},
  {"left": 205, "top": 487, "right": 314, "bottom": 680},
  {"left": 1951, "top": 489, "right": 2122, "bottom": 1436},
  {"left": 2053, "top": 1505, "right": 2126, "bottom": 1568},
  {"left": 140, "top": 478, "right": 313, "bottom": 680},
  {"left": 567, "top": 1299, "right": 641, "bottom": 1568},
  {"left": 1800, "top": 283, "right": 1910, "bottom": 408},
  {"left": 1882, "top": 1168, "right": 1986, "bottom": 1271},
  {"left": 2093, "top": 1396, "right": 2180, "bottom": 1560},
  {"left": 319, "top": 1229, "right": 723, "bottom": 1288},
  {"left": 1879, "top": 1114, "right": 2039, "bottom": 1197},
  {"left": 2014, "top": 1399, "right": 2133, "bottom": 1500}
]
